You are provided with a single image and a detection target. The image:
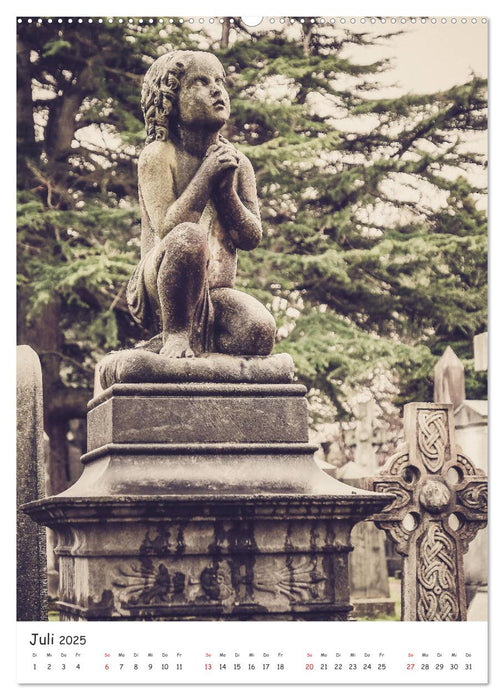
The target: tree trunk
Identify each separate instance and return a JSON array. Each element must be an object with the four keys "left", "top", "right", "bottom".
[
  {"left": 220, "top": 18, "right": 231, "bottom": 49},
  {"left": 302, "top": 21, "right": 313, "bottom": 57},
  {"left": 45, "top": 60, "right": 97, "bottom": 162},
  {"left": 16, "top": 36, "right": 38, "bottom": 186},
  {"left": 45, "top": 91, "right": 83, "bottom": 162}
]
